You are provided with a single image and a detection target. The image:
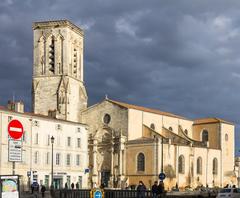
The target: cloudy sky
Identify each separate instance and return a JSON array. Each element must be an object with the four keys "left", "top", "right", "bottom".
[{"left": 0, "top": 0, "right": 240, "bottom": 153}]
